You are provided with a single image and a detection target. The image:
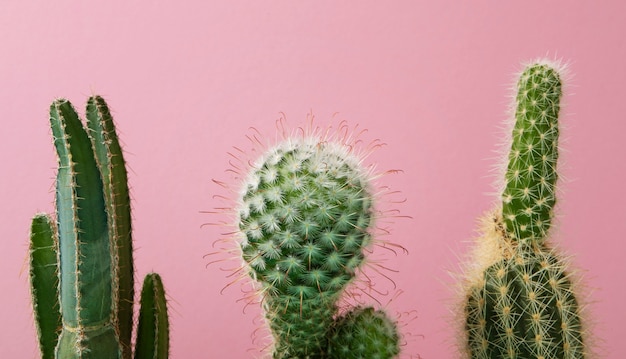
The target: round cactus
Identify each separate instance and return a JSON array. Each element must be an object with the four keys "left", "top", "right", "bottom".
[
  {"left": 328, "top": 306, "right": 400, "bottom": 359},
  {"left": 236, "top": 135, "right": 375, "bottom": 358}
]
